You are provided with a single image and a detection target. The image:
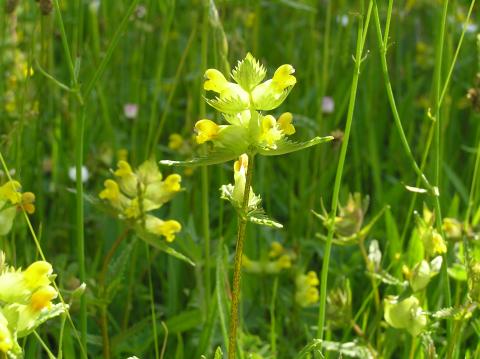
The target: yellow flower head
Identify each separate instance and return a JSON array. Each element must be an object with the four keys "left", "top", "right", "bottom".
[
  {"left": 30, "top": 285, "right": 57, "bottom": 311},
  {"left": 20, "top": 192, "right": 35, "bottom": 214},
  {"left": 195, "top": 119, "right": 220, "bottom": 144},
  {"left": 146, "top": 216, "right": 181, "bottom": 242},
  {"left": 99, "top": 179, "right": 120, "bottom": 203},
  {"left": 276, "top": 254, "right": 292, "bottom": 269},
  {"left": 0, "top": 181, "right": 22, "bottom": 204},
  {"left": 306, "top": 271, "right": 319, "bottom": 286},
  {"left": 0, "top": 315, "right": 12, "bottom": 353},
  {"left": 164, "top": 174, "right": 182, "bottom": 192},
  {"left": 117, "top": 148, "right": 128, "bottom": 162},
  {"left": 277, "top": 112, "right": 296, "bottom": 135},
  {"left": 272, "top": 64, "right": 296, "bottom": 91},
  {"left": 269, "top": 242, "right": 284, "bottom": 258},
  {"left": 431, "top": 231, "right": 447, "bottom": 255},
  {"left": 306, "top": 287, "right": 319, "bottom": 303},
  {"left": 204, "top": 69, "right": 229, "bottom": 93},
  {"left": 442, "top": 217, "right": 462, "bottom": 240},
  {"left": 168, "top": 133, "right": 184, "bottom": 150},
  {"left": 23, "top": 261, "right": 52, "bottom": 289},
  {"left": 123, "top": 198, "right": 140, "bottom": 219},
  {"left": 114, "top": 160, "right": 134, "bottom": 177},
  {"left": 260, "top": 115, "right": 282, "bottom": 146}
]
